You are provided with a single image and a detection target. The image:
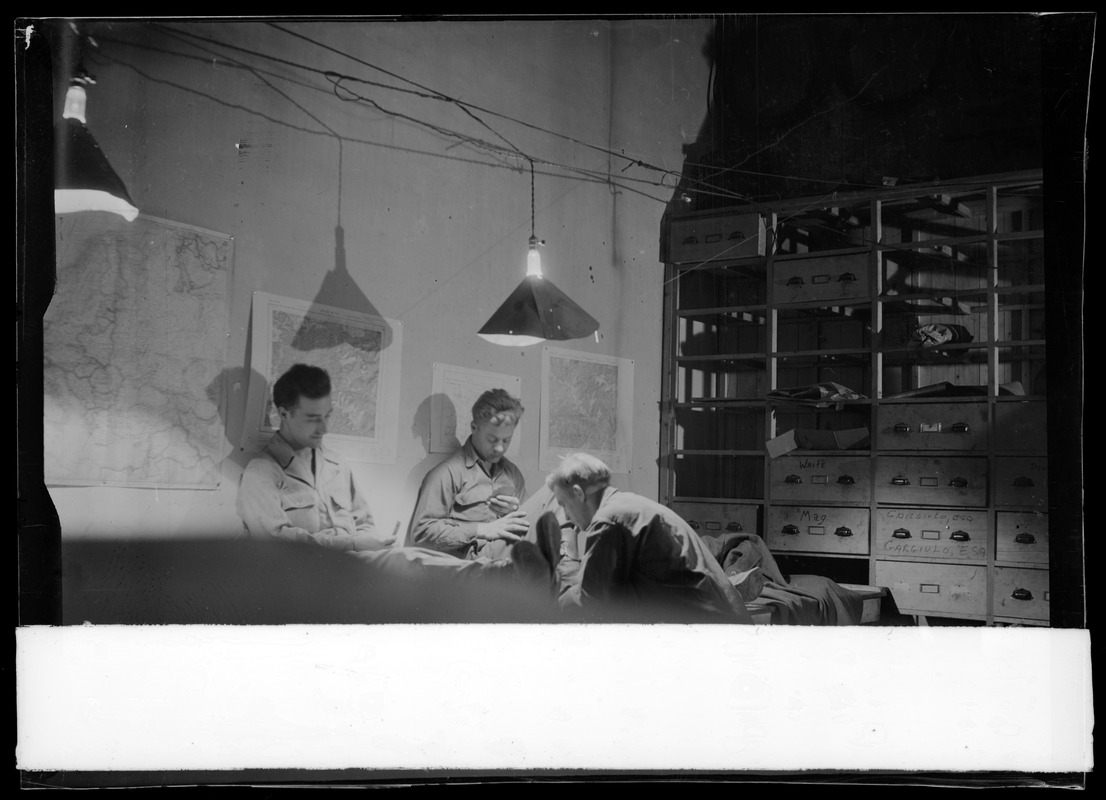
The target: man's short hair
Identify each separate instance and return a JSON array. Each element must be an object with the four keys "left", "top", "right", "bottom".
[
  {"left": 472, "top": 388, "right": 524, "bottom": 426},
  {"left": 272, "top": 364, "right": 331, "bottom": 411},
  {"left": 545, "top": 452, "right": 611, "bottom": 492}
]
